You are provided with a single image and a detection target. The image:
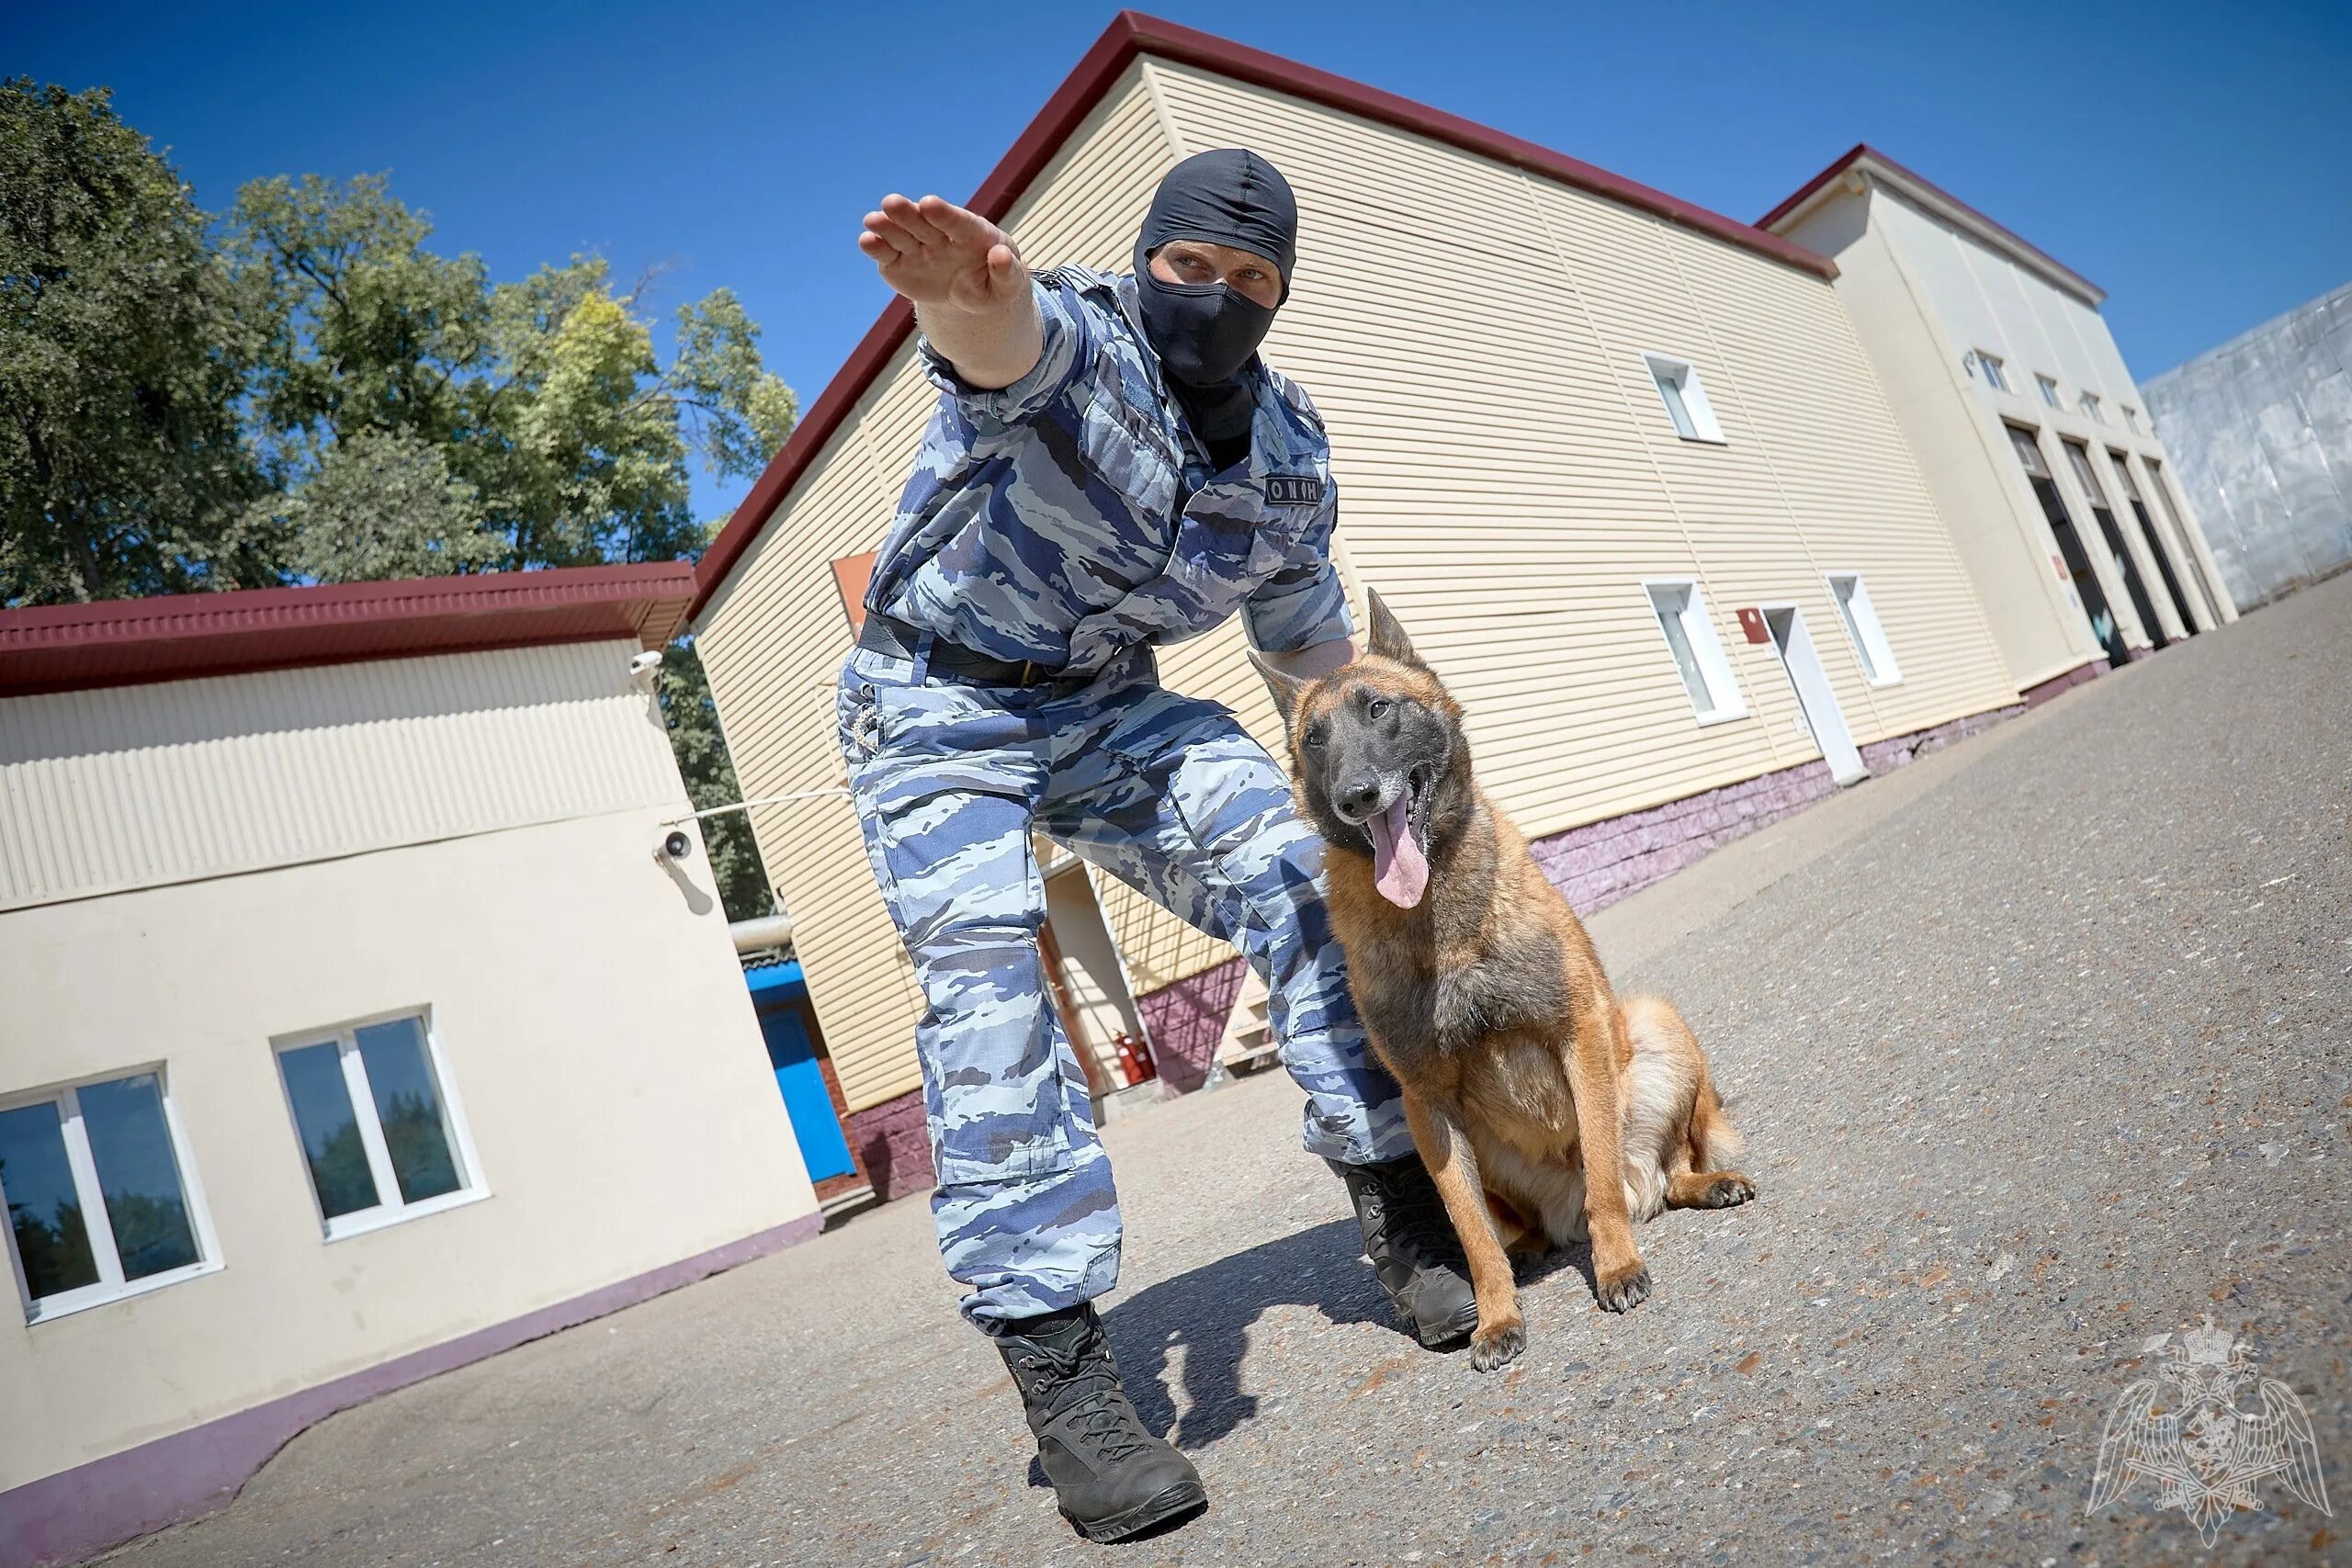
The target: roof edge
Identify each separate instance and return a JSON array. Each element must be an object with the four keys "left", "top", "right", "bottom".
[
  {"left": 1758, "top": 142, "right": 2105, "bottom": 308},
  {"left": 1, "top": 561, "right": 696, "bottom": 697},
  {"left": 690, "top": 9, "right": 1838, "bottom": 619}
]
